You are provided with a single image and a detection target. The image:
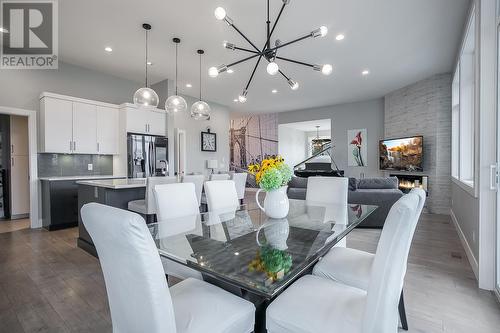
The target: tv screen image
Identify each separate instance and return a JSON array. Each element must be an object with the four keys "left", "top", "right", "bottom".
[{"left": 379, "top": 136, "right": 423, "bottom": 172}]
